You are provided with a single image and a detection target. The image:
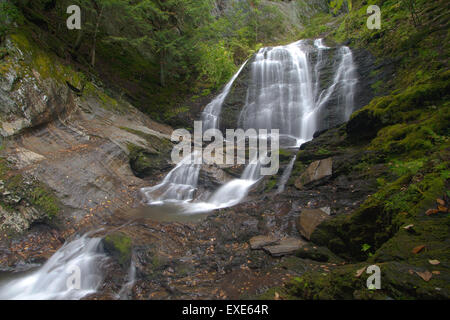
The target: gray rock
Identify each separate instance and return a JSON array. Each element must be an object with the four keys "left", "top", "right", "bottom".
[
  {"left": 249, "top": 235, "right": 279, "bottom": 250},
  {"left": 296, "top": 208, "right": 330, "bottom": 240},
  {"left": 263, "top": 237, "right": 306, "bottom": 257}
]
